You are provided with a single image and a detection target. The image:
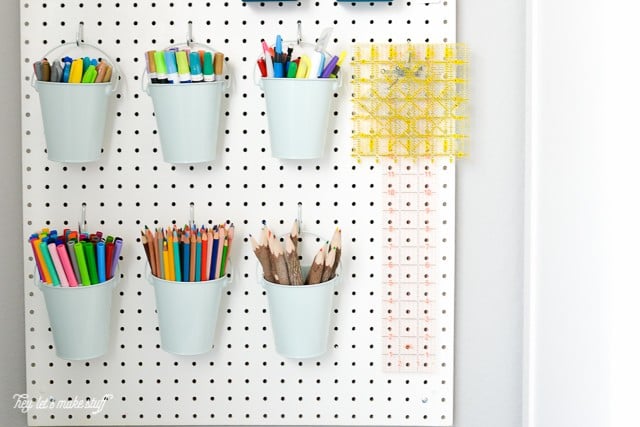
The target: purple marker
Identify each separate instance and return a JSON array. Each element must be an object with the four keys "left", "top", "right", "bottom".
[
  {"left": 110, "top": 238, "right": 123, "bottom": 278},
  {"left": 320, "top": 55, "right": 340, "bottom": 78}
]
